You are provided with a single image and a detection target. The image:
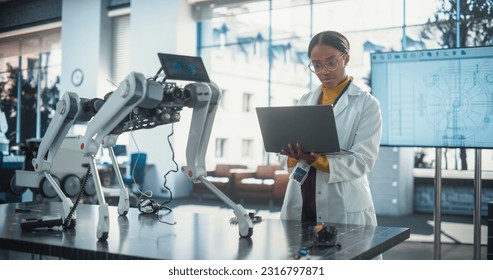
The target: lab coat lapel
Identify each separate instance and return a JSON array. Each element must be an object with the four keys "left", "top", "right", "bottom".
[
  {"left": 307, "top": 84, "right": 354, "bottom": 116},
  {"left": 308, "top": 86, "right": 322, "bottom": 105},
  {"left": 334, "top": 90, "right": 349, "bottom": 117}
]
